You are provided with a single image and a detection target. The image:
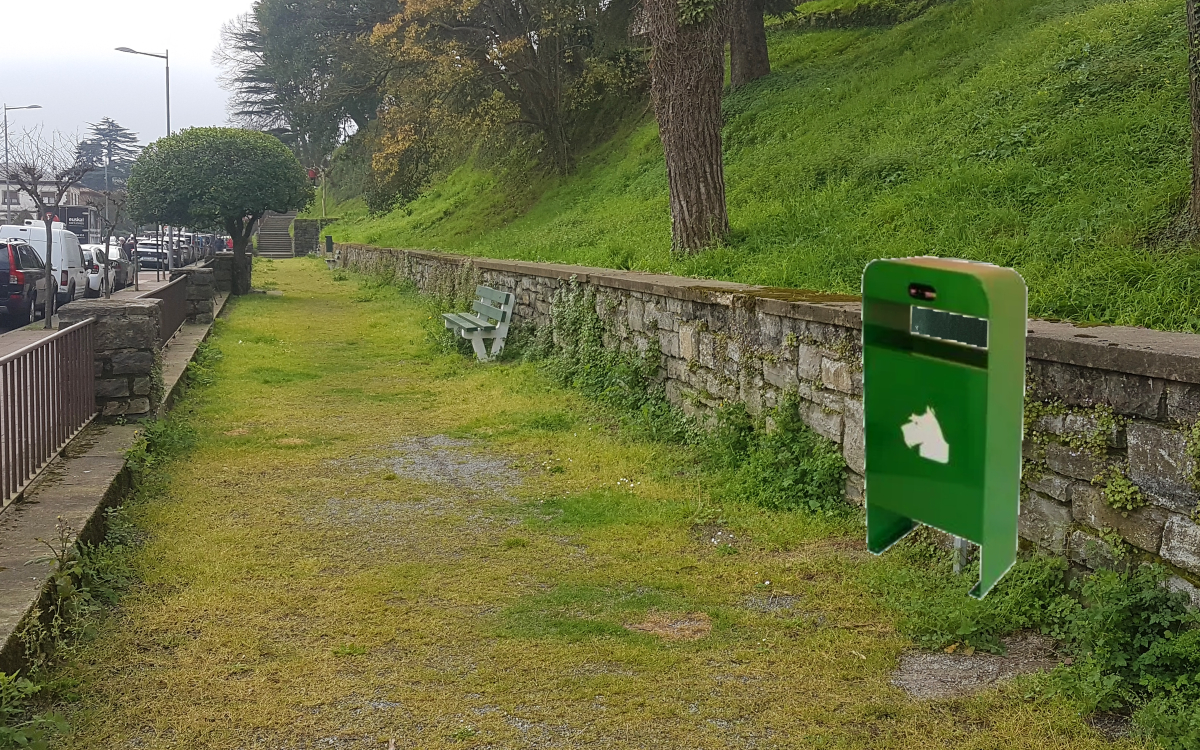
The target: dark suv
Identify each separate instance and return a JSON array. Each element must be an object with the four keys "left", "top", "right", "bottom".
[{"left": 0, "top": 241, "right": 51, "bottom": 325}]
